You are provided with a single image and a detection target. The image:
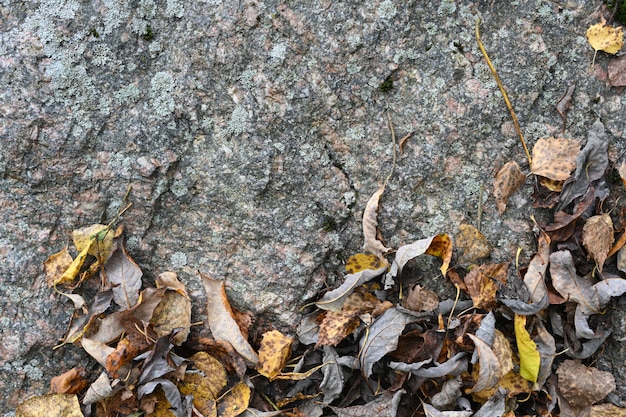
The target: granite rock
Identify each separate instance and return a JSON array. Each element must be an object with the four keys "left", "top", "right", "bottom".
[{"left": 1, "top": 0, "right": 626, "bottom": 412}]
